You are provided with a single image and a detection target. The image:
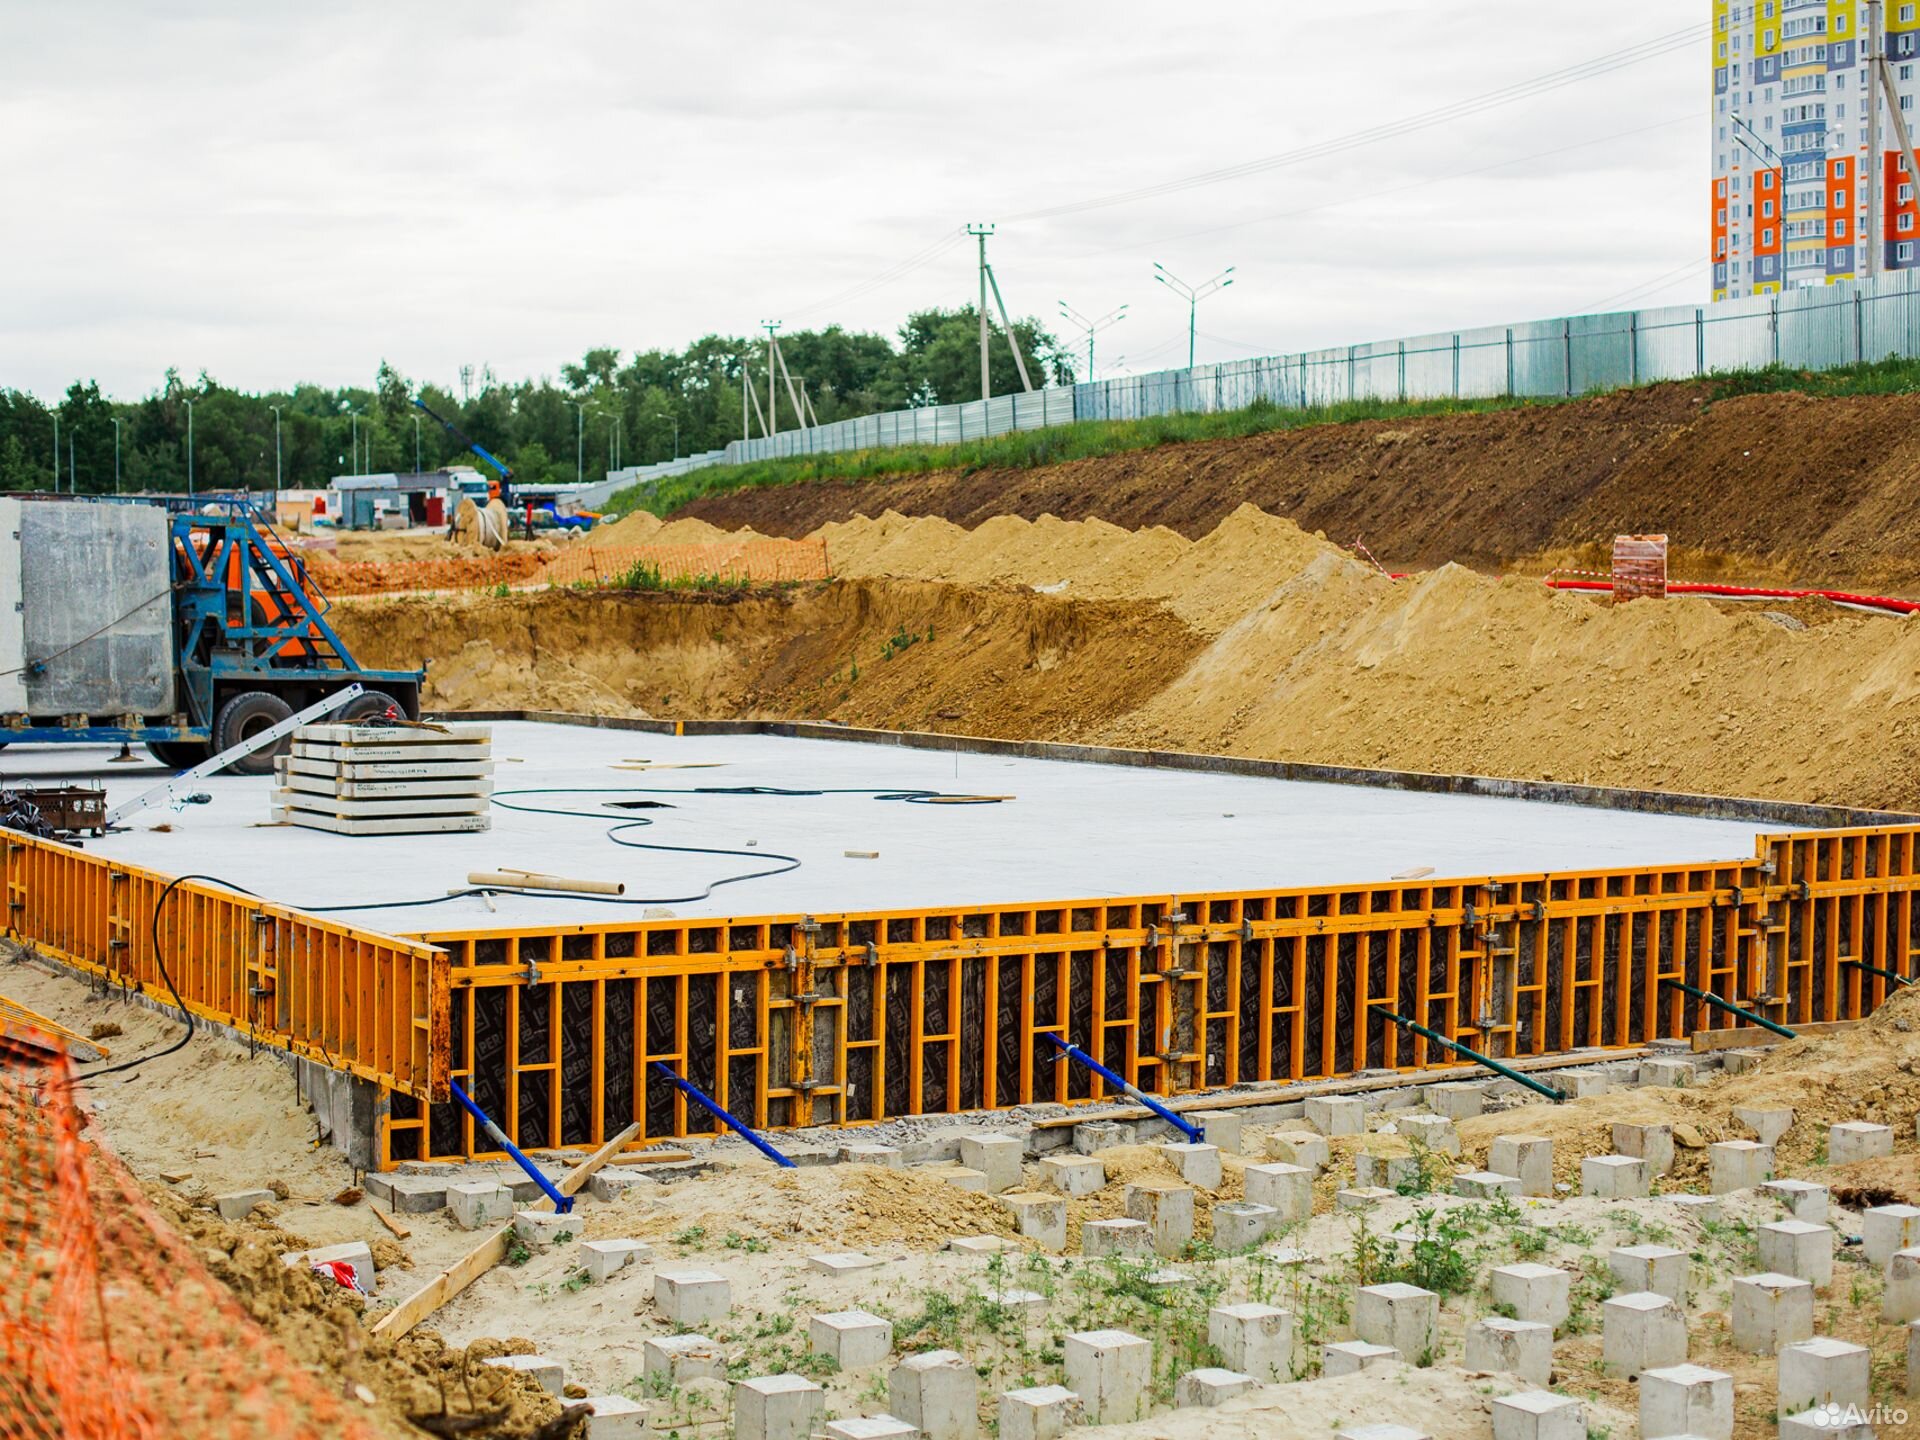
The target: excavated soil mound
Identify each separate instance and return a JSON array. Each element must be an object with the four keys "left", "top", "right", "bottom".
[{"left": 681, "top": 380, "right": 1920, "bottom": 593}]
